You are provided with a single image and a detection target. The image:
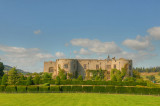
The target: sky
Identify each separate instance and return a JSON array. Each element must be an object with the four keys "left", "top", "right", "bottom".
[{"left": 0, "top": 0, "right": 160, "bottom": 72}]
